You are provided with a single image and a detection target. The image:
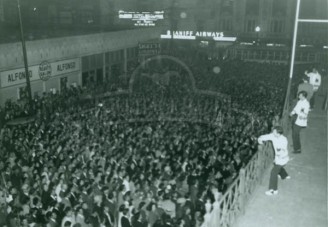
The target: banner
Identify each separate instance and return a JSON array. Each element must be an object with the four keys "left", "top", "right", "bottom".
[{"left": 0, "top": 58, "right": 80, "bottom": 88}]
